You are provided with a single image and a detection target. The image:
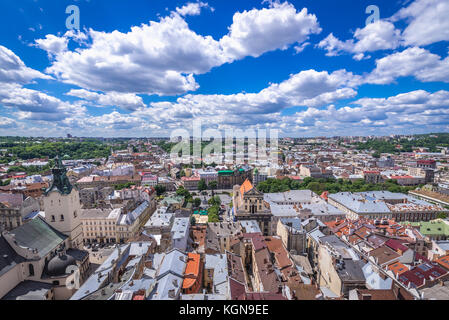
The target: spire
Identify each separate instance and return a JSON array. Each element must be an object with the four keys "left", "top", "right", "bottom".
[{"left": 45, "top": 156, "right": 73, "bottom": 195}]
